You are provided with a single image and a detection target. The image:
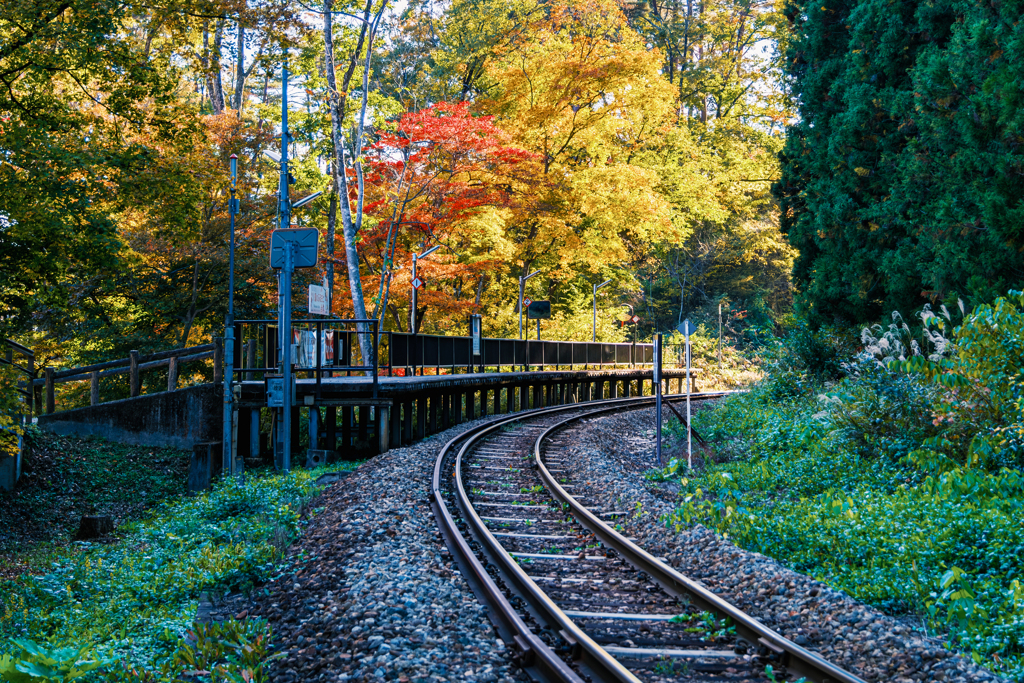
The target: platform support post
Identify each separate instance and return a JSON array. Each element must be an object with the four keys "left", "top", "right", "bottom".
[
  {"left": 415, "top": 397, "right": 426, "bottom": 439},
  {"left": 390, "top": 404, "right": 401, "bottom": 447},
  {"left": 426, "top": 395, "right": 437, "bottom": 433},
  {"left": 358, "top": 406, "right": 369, "bottom": 445},
  {"left": 326, "top": 406, "right": 337, "bottom": 452},
  {"left": 251, "top": 408, "right": 261, "bottom": 458},
  {"left": 403, "top": 399, "right": 413, "bottom": 443},
  {"left": 290, "top": 406, "right": 301, "bottom": 456},
  {"left": 237, "top": 406, "right": 251, "bottom": 462},
  {"left": 308, "top": 407, "right": 318, "bottom": 450},
  {"left": 342, "top": 406, "right": 353, "bottom": 453},
  {"left": 453, "top": 391, "right": 463, "bottom": 424},
  {"left": 375, "top": 408, "right": 388, "bottom": 453}
]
